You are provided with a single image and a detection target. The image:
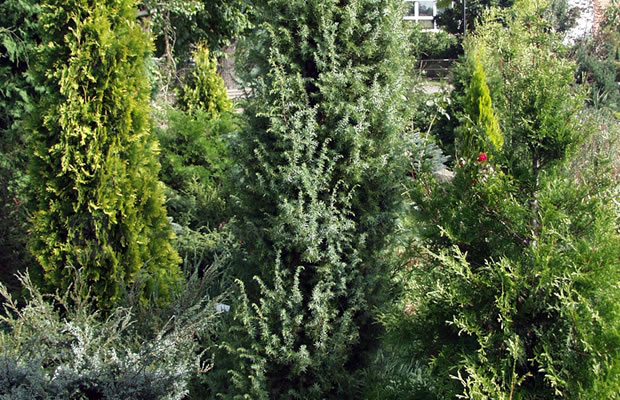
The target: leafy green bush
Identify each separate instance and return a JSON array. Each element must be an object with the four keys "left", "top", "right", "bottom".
[
  {"left": 459, "top": 49, "right": 503, "bottom": 158},
  {"left": 408, "top": 24, "right": 462, "bottom": 60},
  {"left": 159, "top": 43, "right": 236, "bottom": 234},
  {"left": 572, "top": 0, "right": 619, "bottom": 110},
  {"left": 0, "top": 0, "right": 39, "bottom": 295},
  {"left": 146, "top": 0, "right": 250, "bottom": 62},
  {"left": 385, "top": 1, "right": 620, "bottom": 398},
  {"left": 28, "top": 0, "right": 181, "bottom": 310},
  {"left": 436, "top": 0, "right": 515, "bottom": 35}
]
